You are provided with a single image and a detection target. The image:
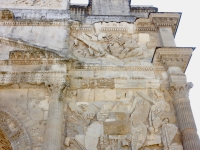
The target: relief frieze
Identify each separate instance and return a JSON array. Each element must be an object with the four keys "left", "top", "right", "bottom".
[
  {"left": 64, "top": 90, "right": 183, "bottom": 150},
  {"left": 70, "top": 22, "right": 156, "bottom": 64}
]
